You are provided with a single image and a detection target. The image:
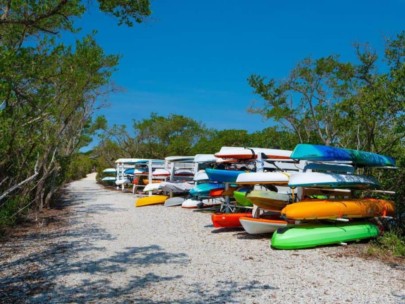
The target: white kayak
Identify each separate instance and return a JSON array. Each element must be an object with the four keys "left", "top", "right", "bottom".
[
  {"left": 215, "top": 146, "right": 292, "bottom": 160},
  {"left": 236, "top": 171, "right": 291, "bottom": 185},
  {"left": 182, "top": 197, "right": 224, "bottom": 209},
  {"left": 240, "top": 217, "right": 289, "bottom": 234},
  {"left": 288, "top": 172, "right": 380, "bottom": 189},
  {"left": 164, "top": 197, "right": 186, "bottom": 207},
  {"left": 143, "top": 183, "right": 162, "bottom": 192}
]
